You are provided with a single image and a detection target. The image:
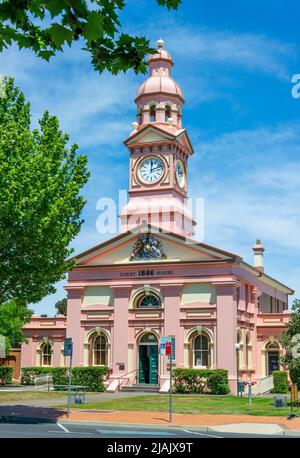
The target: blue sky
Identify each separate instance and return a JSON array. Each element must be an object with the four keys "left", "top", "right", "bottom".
[{"left": 1, "top": 0, "right": 300, "bottom": 314}]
